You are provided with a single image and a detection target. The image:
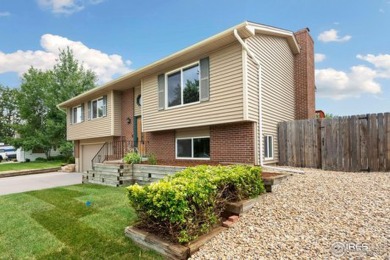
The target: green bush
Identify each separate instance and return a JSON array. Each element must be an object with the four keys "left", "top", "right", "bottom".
[
  {"left": 147, "top": 153, "right": 157, "bottom": 165},
  {"left": 127, "top": 165, "right": 264, "bottom": 244},
  {"left": 67, "top": 156, "right": 75, "bottom": 164},
  {"left": 47, "top": 155, "right": 66, "bottom": 161},
  {"left": 35, "top": 157, "right": 47, "bottom": 162},
  {"left": 58, "top": 141, "right": 74, "bottom": 160},
  {"left": 123, "top": 152, "right": 142, "bottom": 164}
]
